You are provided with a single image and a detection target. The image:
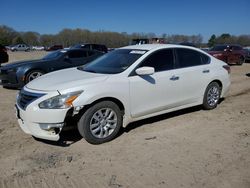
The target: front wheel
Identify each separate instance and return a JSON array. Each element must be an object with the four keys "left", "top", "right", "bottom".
[
  {"left": 25, "top": 70, "right": 44, "bottom": 83},
  {"left": 202, "top": 82, "right": 221, "bottom": 110},
  {"left": 77, "top": 101, "right": 122, "bottom": 144}
]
